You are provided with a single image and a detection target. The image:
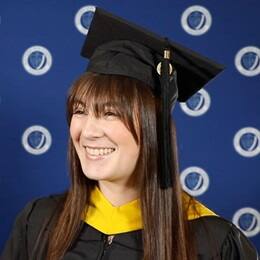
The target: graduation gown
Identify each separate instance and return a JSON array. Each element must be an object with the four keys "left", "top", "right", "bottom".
[{"left": 1, "top": 192, "right": 258, "bottom": 260}]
